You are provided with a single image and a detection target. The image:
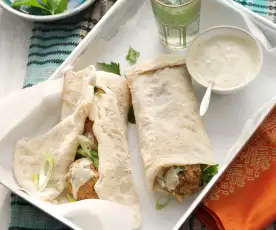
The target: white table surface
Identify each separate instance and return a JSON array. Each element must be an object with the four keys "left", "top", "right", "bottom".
[{"left": 0, "top": 8, "right": 32, "bottom": 229}]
